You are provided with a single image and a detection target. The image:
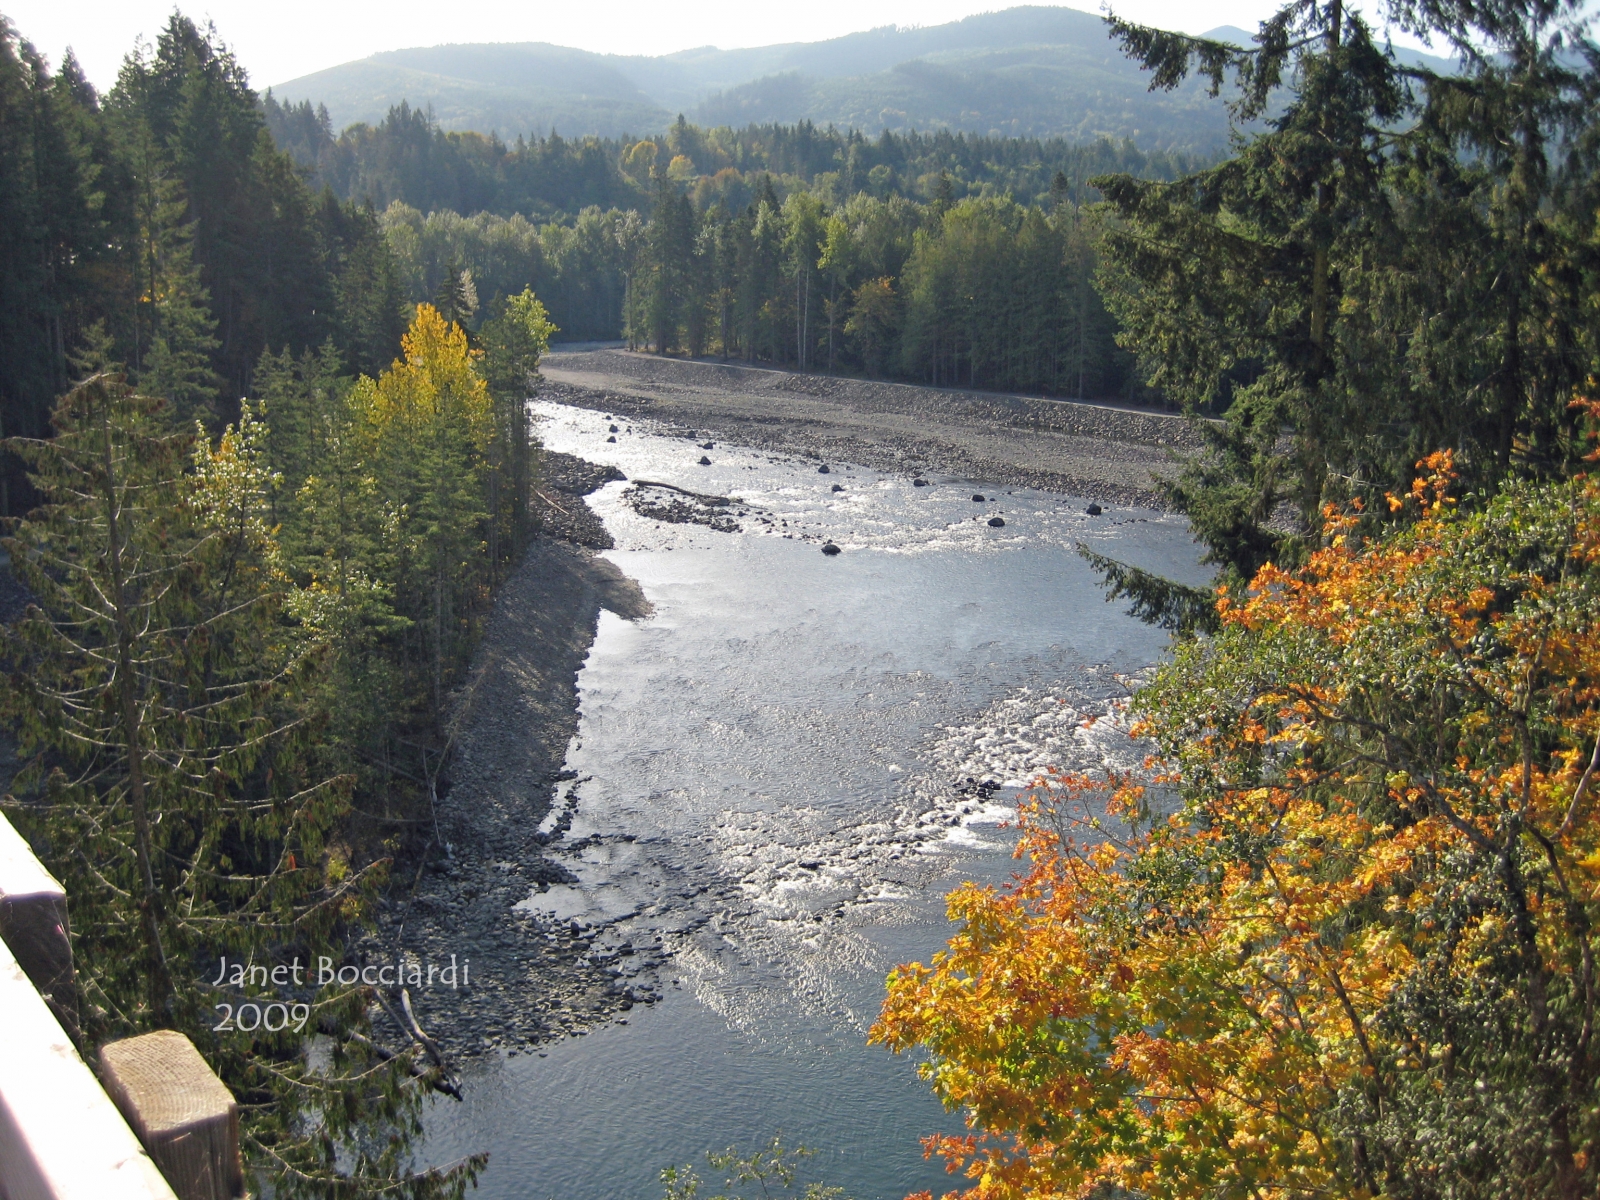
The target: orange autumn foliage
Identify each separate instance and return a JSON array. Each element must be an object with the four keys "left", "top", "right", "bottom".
[{"left": 873, "top": 434, "right": 1600, "bottom": 1200}]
